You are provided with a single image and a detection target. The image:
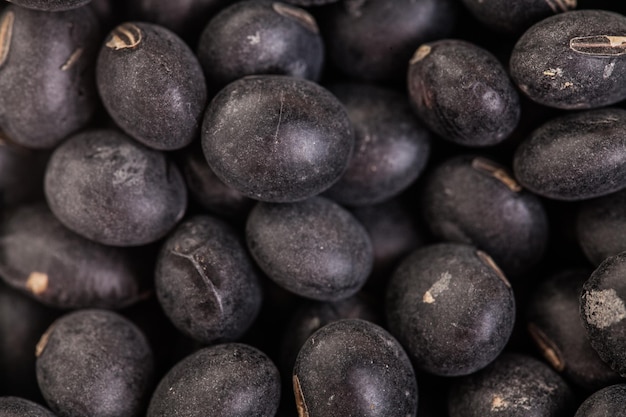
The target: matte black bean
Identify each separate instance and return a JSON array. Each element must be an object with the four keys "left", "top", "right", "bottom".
[
  {"left": 421, "top": 155, "right": 548, "bottom": 277},
  {"left": 97, "top": 22, "right": 207, "bottom": 150},
  {"left": 36, "top": 310, "right": 154, "bottom": 417},
  {"left": 0, "top": 6, "right": 100, "bottom": 149},
  {"left": 574, "top": 384, "right": 626, "bottom": 417},
  {"left": 577, "top": 189, "right": 626, "bottom": 266},
  {"left": 155, "top": 215, "right": 262, "bottom": 344},
  {"left": 324, "top": 83, "right": 431, "bottom": 206},
  {"left": 581, "top": 252, "right": 626, "bottom": 377},
  {"left": 279, "top": 295, "right": 380, "bottom": 375},
  {"left": 246, "top": 196, "right": 373, "bottom": 301},
  {"left": 197, "top": 1, "right": 324, "bottom": 93},
  {"left": 0, "top": 397, "right": 57, "bottom": 417},
  {"left": 448, "top": 353, "right": 575, "bottom": 417},
  {"left": 147, "top": 343, "right": 281, "bottom": 417},
  {"left": 202, "top": 75, "right": 353, "bottom": 203},
  {"left": 513, "top": 108, "right": 626, "bottom": 201},
  {"left": 44, "top": 129, "right": 187, "bottom": 246},
  {"left": 408, "top": 39, "right": 520, "bottom": 147},
  {"left": 527, "top": 270, "right": 621, "bottom": 391},
  {"left": 510, "top": 10, "right": 626, "bottom": 109},
  {"left": 458, "top": 0, "right": 576, "bottom": 34},
  {"left": 0, "top": 204, "right": 147, "bottom": 309},
  {"left": 386, "top": 243, "right": 515, "bottom": 376},
  {"left": 5, "top": 0, "right": 90, "bottom": 11},
  {"left": 319, "top": 0, "right": 457, "bottom": 81},
  {"left": 293, "top": 319, "right": 418, "bottom": 417}
]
